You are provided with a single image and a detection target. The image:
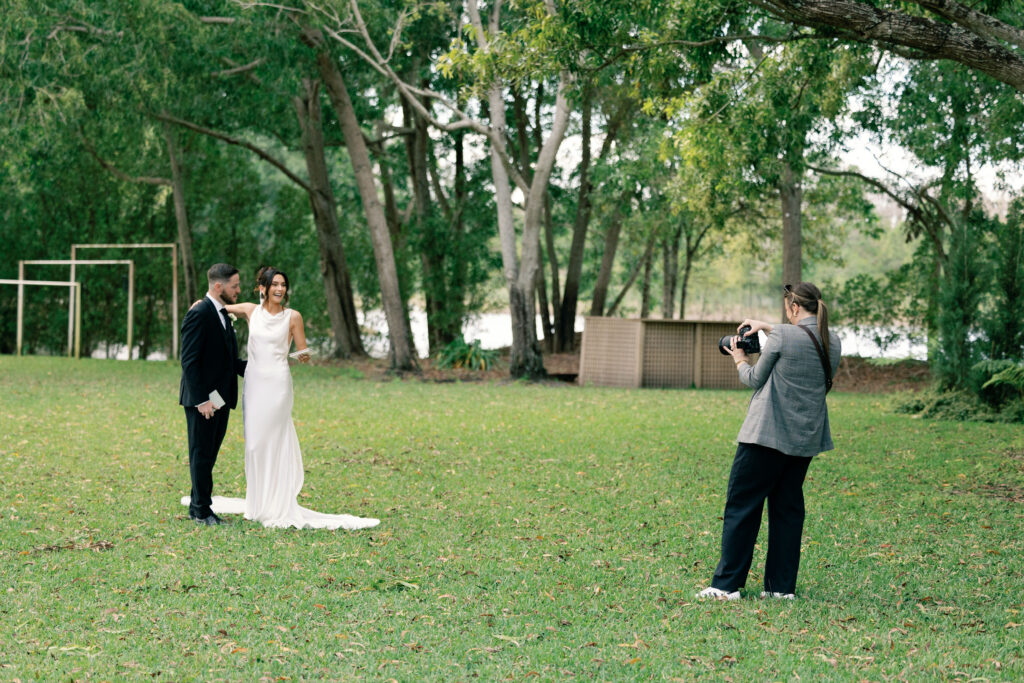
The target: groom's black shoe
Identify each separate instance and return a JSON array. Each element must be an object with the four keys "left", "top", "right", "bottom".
[{"left": 191, "top": 512, "right": 227, "bottom": 526}]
